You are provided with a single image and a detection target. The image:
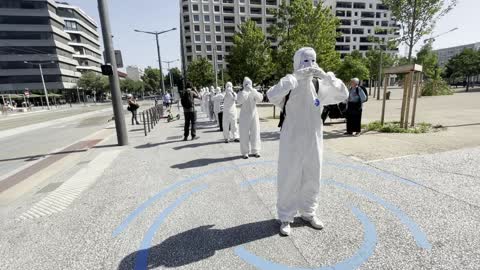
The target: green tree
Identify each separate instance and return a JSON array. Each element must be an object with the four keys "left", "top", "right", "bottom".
[
  {"left": 187, "top": 57, "right": 215, "bottom": 88},
  {"left": 77, "top": 71, "right": 104, "bottom": 92},
  {"left": 141, "top": 67, "right": 161, "bottom": 94},
  {"left": 365, "top": 49, "right": 395, "bottom": 96},
  {"left": 444, "top": 49, "right": 480, "bottom": 92},
  {"left": 382, "top": 0, "right": 457, "bottom": 62},
  {"left": 165, "top": 67, "right": 183, "bottom": 90},
  {"left": 226, "top": 20, "right": 273, "bottom": 85},
  {"left": 416, "top": 43, "right": 439, "bottom": 79},
  {"left": 269, "top": 0, "right": 340, "bottom": 77},
  {"left": 337, "top": 54, "right": 370, "bottom": 83}
]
